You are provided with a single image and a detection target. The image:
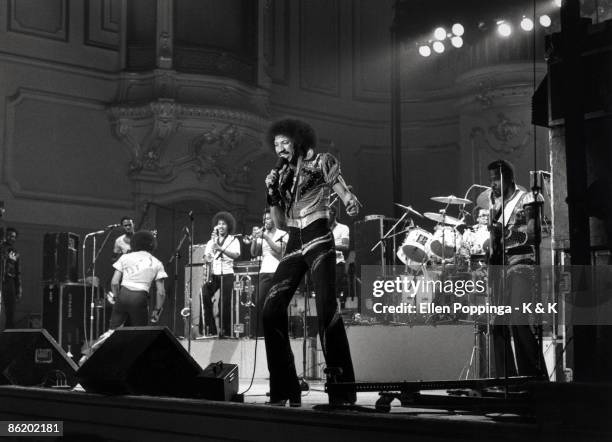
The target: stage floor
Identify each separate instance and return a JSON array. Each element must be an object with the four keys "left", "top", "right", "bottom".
[{"left": 179, "top": 323, "right": 478, "bottom": 382}]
